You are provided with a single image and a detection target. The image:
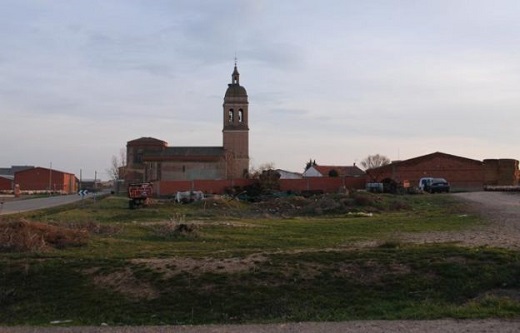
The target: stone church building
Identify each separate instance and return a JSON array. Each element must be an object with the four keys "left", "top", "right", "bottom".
[{"left": 125, "top": 64, "right": 249, "bottom": 183}]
